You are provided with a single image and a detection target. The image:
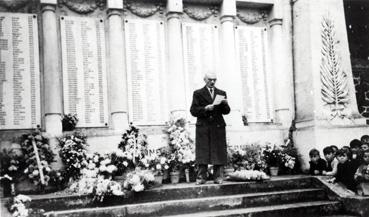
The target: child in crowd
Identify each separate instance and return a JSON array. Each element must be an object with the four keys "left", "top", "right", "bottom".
[
  {"left": 309, "top": 149, "right": 327, "bottom": 175},
  {"left": 361, "top": 135, "right": 369, "bottom": 144},
  {"left": 330, "top": 145, "right": 339, "bottom": 155},
  {"left": 323, "top": 146, "right": 338, "bottom": 176},
  {"left": 350, "top": 139, "right": 363, "bottom": 170},
  {"left": 361, "top": 143, "right": 369, "bottom": 152},
  {"left": 355, "top": 150, "right": 369, "bottom": 195},
  {"left": 330, "top": 148, "right": 357, "bottom": 192}
]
